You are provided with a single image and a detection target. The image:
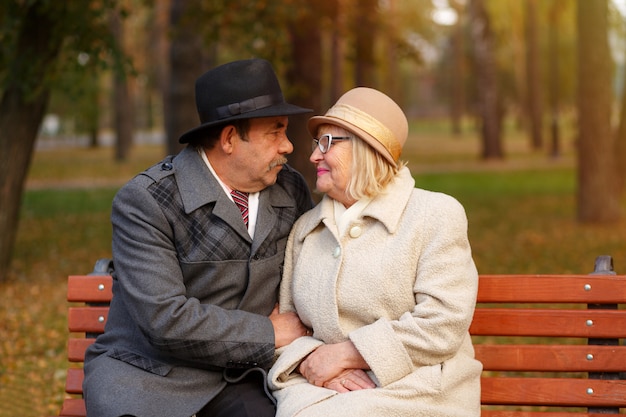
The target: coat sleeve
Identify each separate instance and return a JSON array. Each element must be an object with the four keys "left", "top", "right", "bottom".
[
  {"left": 269, "top": 216, "right": 323, "bottom": 387},
  {"left": 267, "top": 336, "right": 324, "bottom": 389},
  {"left": 348, "top": 193, "right": 478, "bottom": 387}
]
